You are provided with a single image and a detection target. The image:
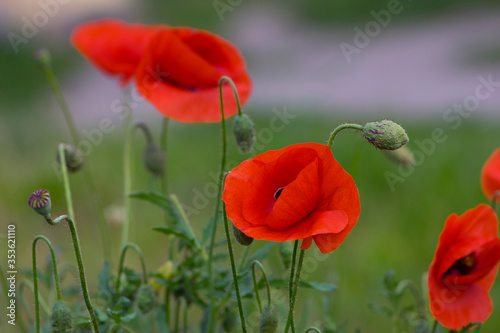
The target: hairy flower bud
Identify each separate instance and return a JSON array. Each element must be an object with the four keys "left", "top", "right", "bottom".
[
  {"left": 362, "top": 120, "right": 408, "bottom": 150},
  {"left": 259, "top": 305, "right": 278, "bottom": 333},
  {"left": 232, "top": 114, "right": 256, "bottom": 153},
  {"left": 136, "top": 284, "right": 155, "bottom": 313},
  {"left": 233, "top": 224, "right": 254, "bottom": 246},
  {"left": 28, "top": 189, "right": 52, "bottom": 218},
  {"left": 51, "top": 301, "right": 73, "bottom": 333},
  {"left": 57, "top": 144, "right": 84, "bottom": 173},
  {"left": 143, "top": 142, "right": 166, "bottom": 178},
  {"left": 383, "top": 146, "right": 415, "bottom": 166}
]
